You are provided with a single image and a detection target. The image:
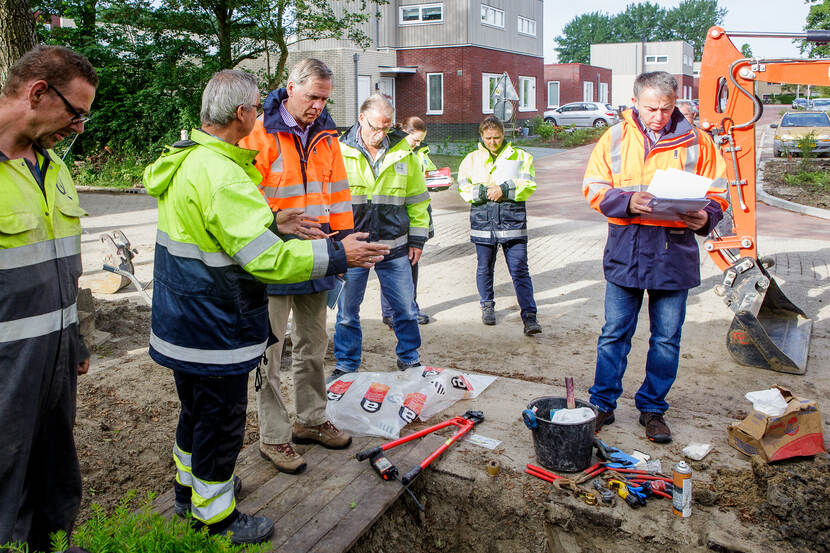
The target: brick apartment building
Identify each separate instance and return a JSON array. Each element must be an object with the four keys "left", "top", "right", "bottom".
[
  {"left": 543, "top": 63, "right": 612, "bottom": 109},
  {"left": 262, "top": 0, "right": 545, "bottom": 139}
]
